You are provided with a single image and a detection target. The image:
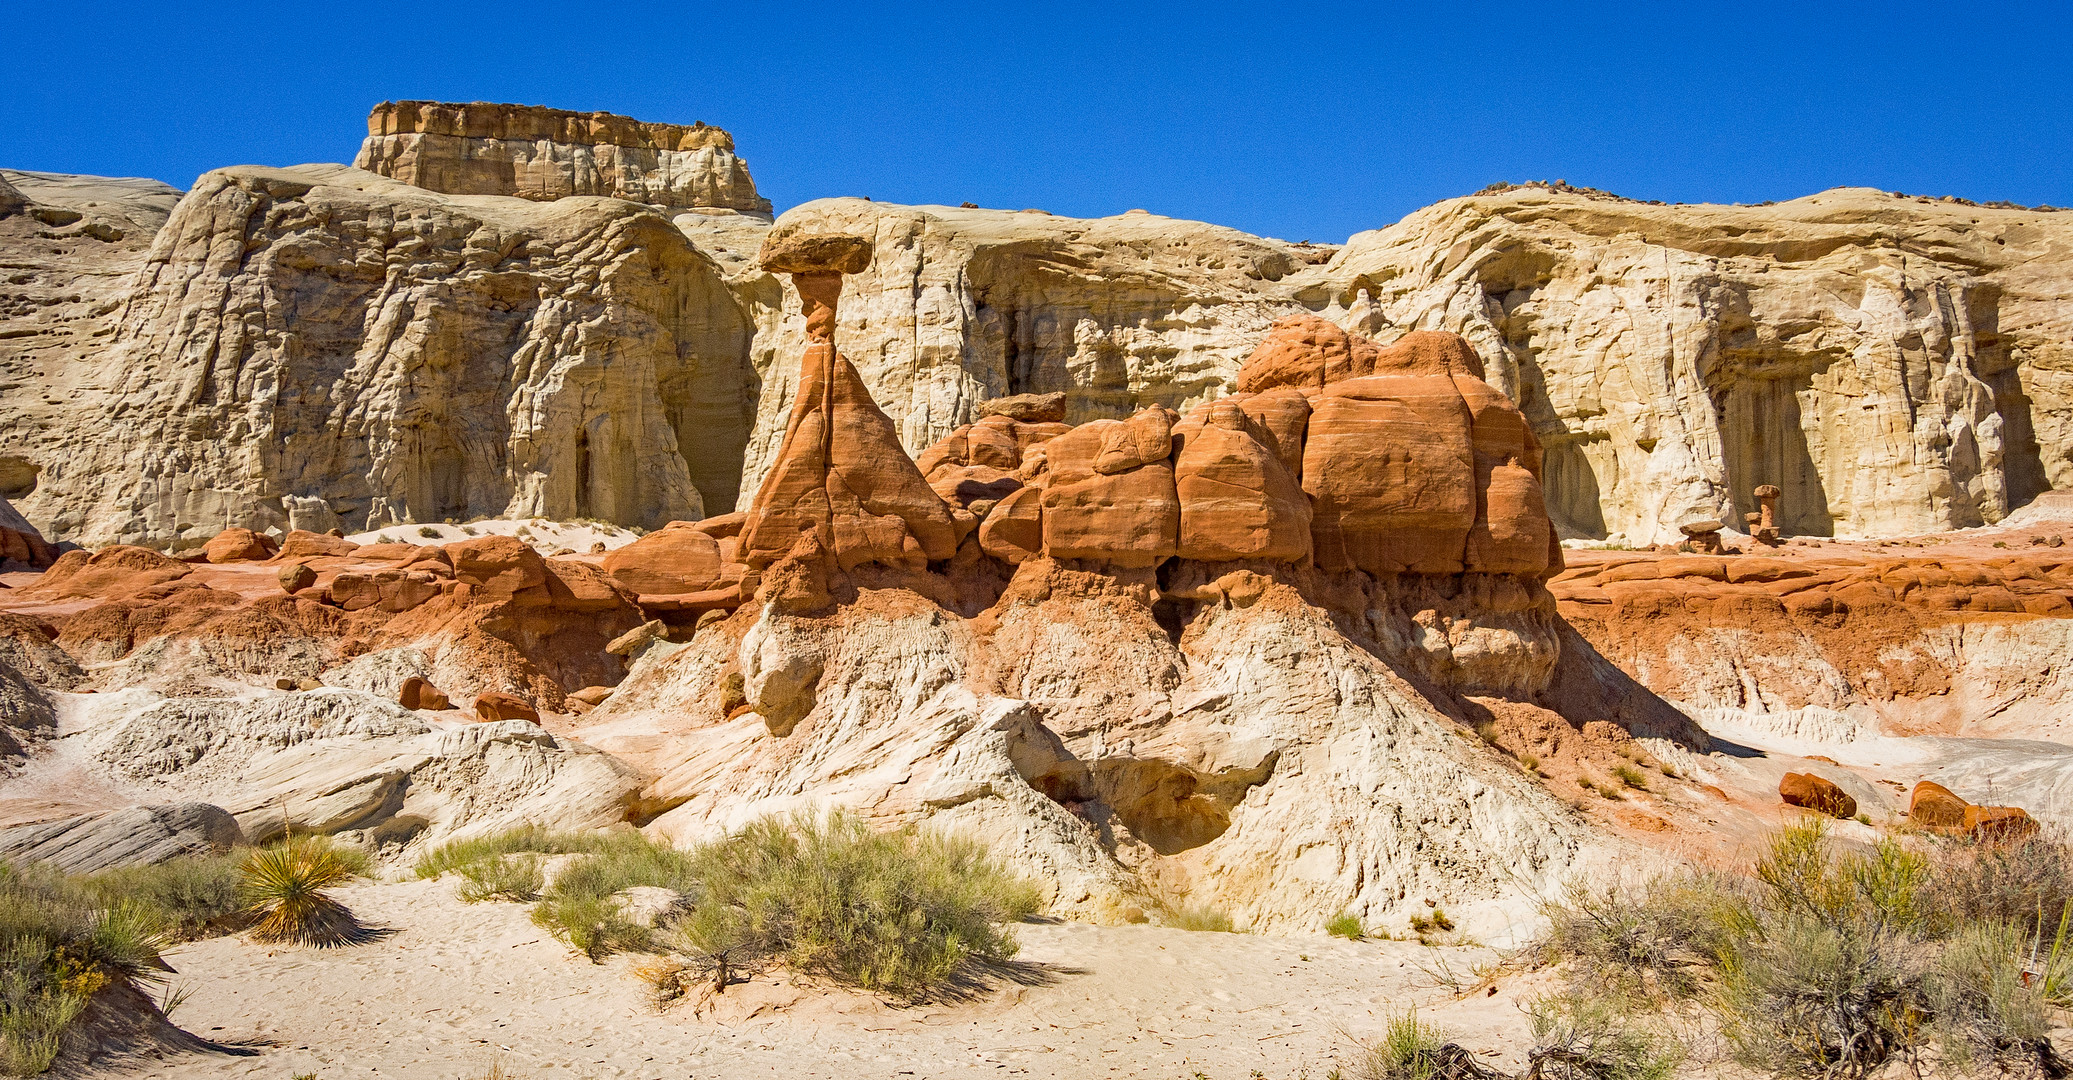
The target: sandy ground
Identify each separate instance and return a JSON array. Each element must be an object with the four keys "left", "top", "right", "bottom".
[
  {"left": 347, "top": 519, "right": 640, "bottom": 555},
  {"left": 113, "top": 878, "right": 1539, "bottom": 1080}
]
